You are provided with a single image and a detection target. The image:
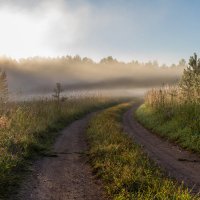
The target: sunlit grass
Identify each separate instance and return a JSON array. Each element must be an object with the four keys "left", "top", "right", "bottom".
[
  {"left": 0, "top": 96, "right": 119, "bottom": 199},
  {"left": 87, "top": 103, "right": 197, "bottom": 200},
  {"left": 136, "top": 86, "right": 200, "bottom": 153}
]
